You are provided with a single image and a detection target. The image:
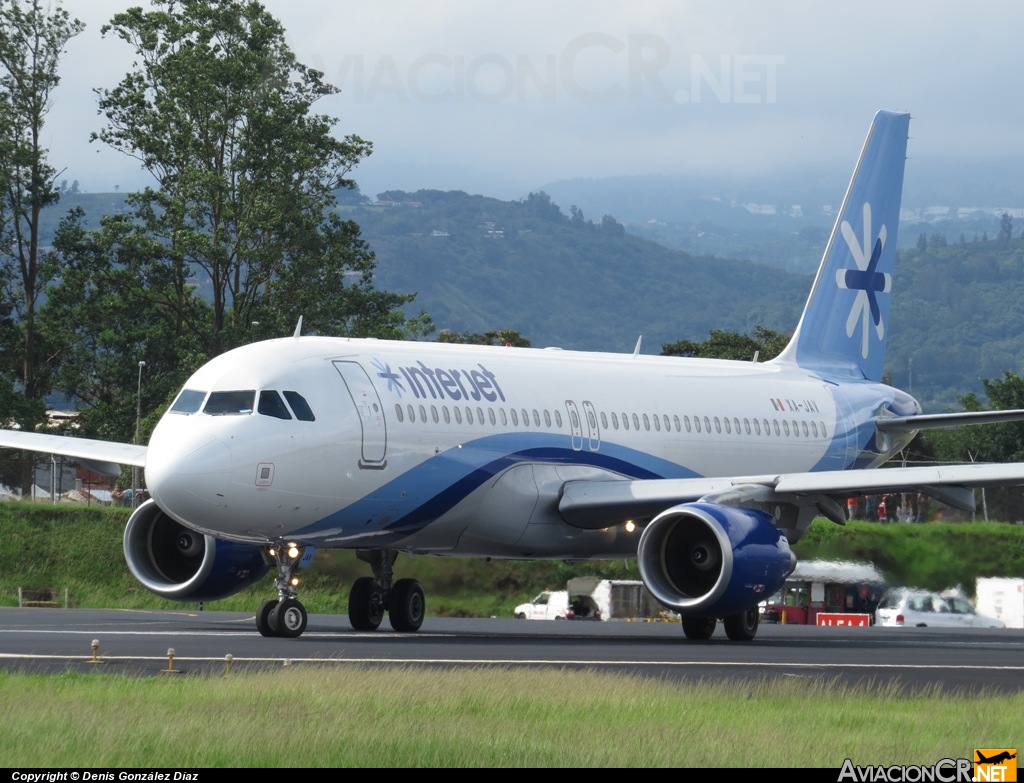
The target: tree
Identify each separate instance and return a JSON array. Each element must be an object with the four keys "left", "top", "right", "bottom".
[
  {"left": 0, "top": 1, "right": 83, "bottom": 493},
  {"left": 661, "top": 326, "right": 788, "bottom": 361},
  {"left": 999, "top": 212, "right": 1013, "bottom": 244},
  {"left": 437, "top": 328, "right": 530, "bottom": 347},
  {"left": 43, "top": 207, "right": 212, "bottom": 444},
  {"left": 92, "top": 0, "right": 417, "bottom": 354},
  {"left": 600, "top": 214, "right": 625, "bottom": 236},
  {"left": 0, "top": 0, "right": 83, "bottom": 425},
  {"left": 925, "top": 371, "right": 1024, "bottom": 521}
]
